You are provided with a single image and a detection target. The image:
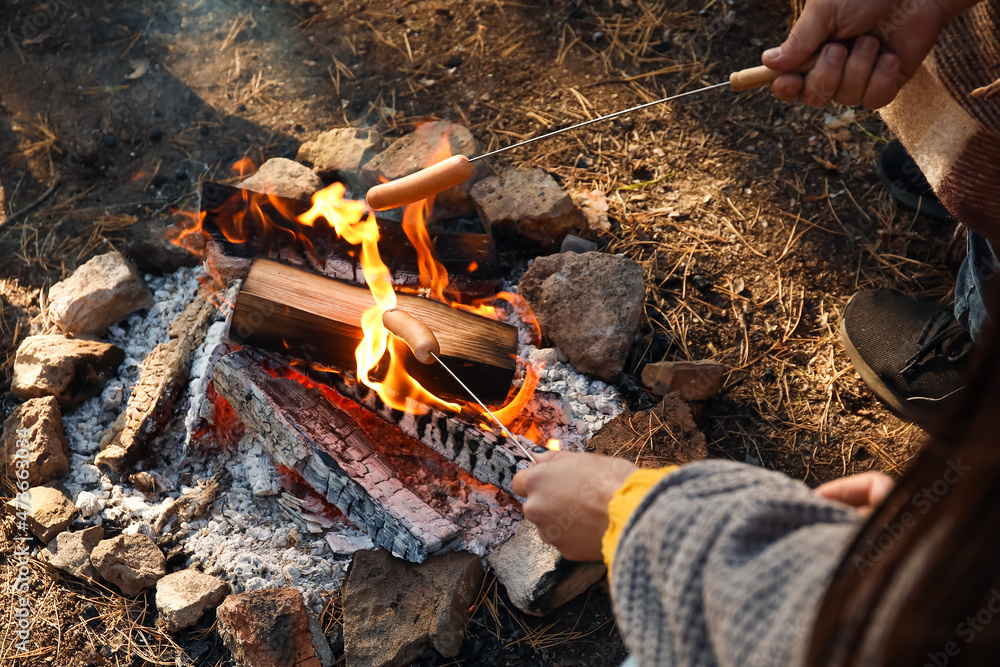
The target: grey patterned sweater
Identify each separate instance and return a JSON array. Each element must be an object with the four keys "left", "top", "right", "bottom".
[{"left": 611, "top": 461, "right": 860, "bottom": 667}]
